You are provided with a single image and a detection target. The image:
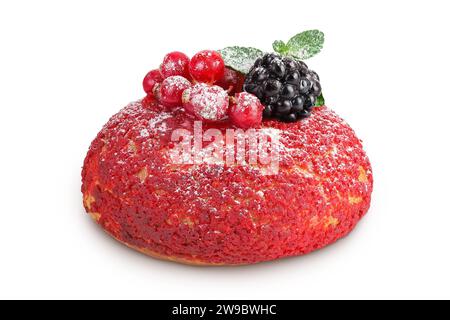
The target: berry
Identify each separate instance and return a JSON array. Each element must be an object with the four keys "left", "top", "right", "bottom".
[
  {"left": 143, "top": 69, "right": 163, "bottom": 95},
  {"left": 244, "top": 53, "right": 322, "bottom": 122},
  {"left": 154, "top": 76, "right": 191, "bottom": 108},
  {"left": 229, "top": 92, "right": 264, "bottom": 129},
  {"left": 160, "top": 52, "right": 190, "bottom": 79},
  {"left": 182, "top": 83, "right": 229, "bottom": 121},
  {"left": 189, "top": 50, "right": 225, "bottom": 84},
  {"left": 216, "top": 68, "right": 245, "bottom": 95}
]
